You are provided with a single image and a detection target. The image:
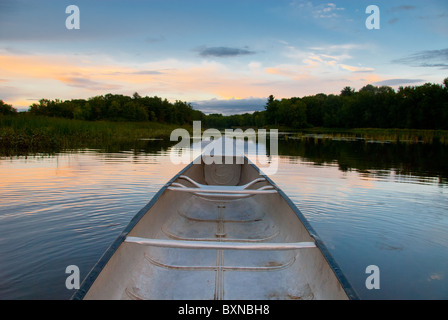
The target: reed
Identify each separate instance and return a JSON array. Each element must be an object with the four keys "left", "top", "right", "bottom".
[
  {"left": 293, "top": 127, "right": 448, "bottom": 144},
  {"left": 0, "top": 114, "right": 189, "bottom": 156},
  {"left": 2, "top": 114, "right": 448, "bottom": 156}
]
